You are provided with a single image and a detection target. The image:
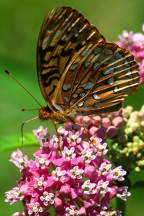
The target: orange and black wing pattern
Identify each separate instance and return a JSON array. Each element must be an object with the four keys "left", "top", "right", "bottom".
[
  {"left": 53, "top": 40, "right": 139, "bottom": 115},
  {"left": 37, "top": 7, "right": 105, "bottom": 111},
  {"left": 37, "top": 7, "right": 139, "bottom": 116}
]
